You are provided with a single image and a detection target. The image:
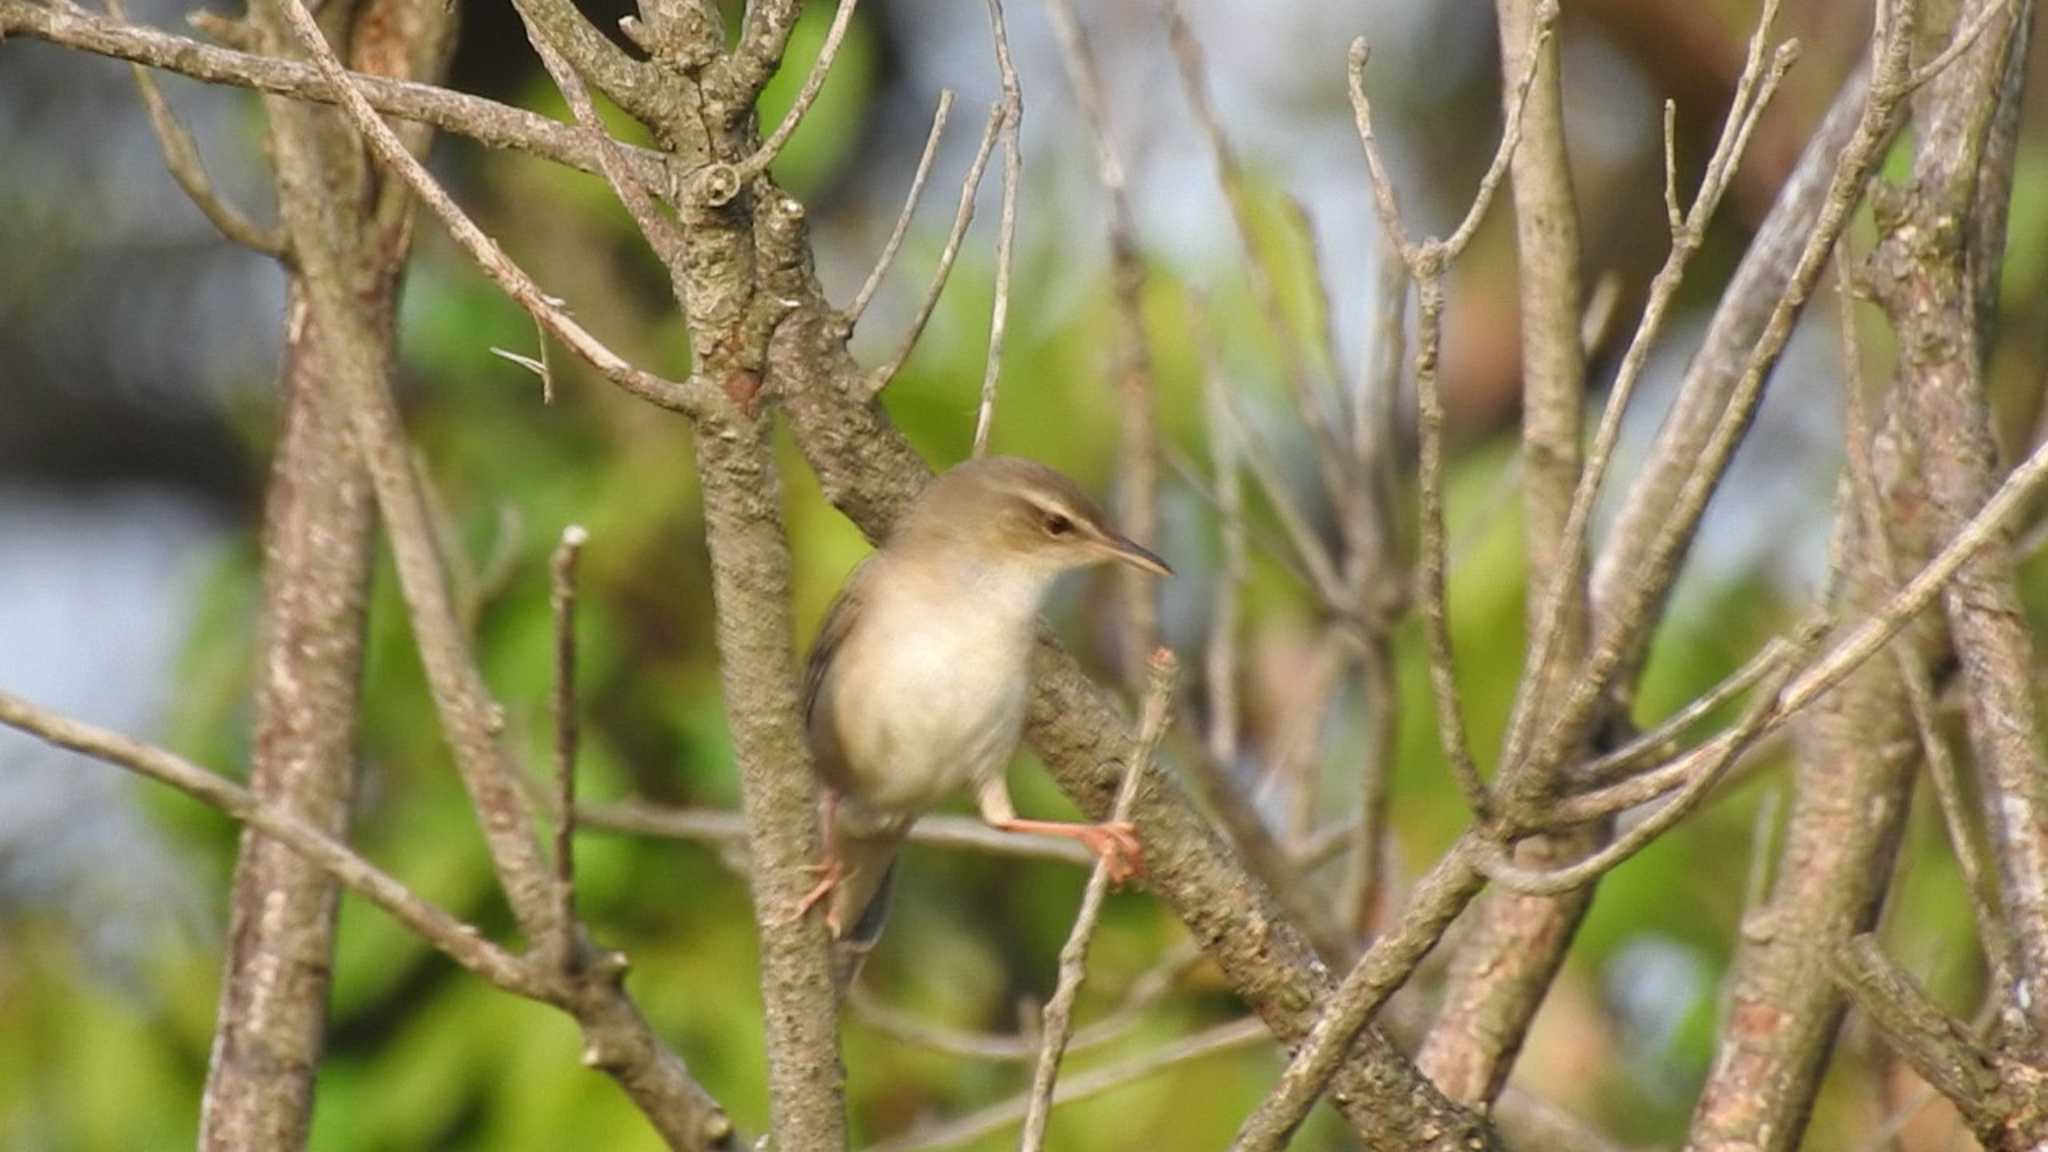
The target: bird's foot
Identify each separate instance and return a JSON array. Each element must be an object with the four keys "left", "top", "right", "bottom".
[
  {"left": 779, "top": 856, "right": 844, "bottom": 928},
  {"left": 1074, "top": 821, "right": 1144, "bottom": 886},
  {"left": 996, "top": 817, "right": 1145, "bottom": 886}
]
